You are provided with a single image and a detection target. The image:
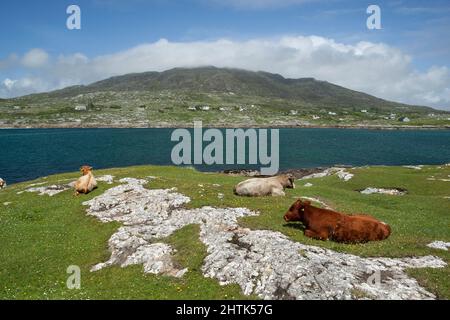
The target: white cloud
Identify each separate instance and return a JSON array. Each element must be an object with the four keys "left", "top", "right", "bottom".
[
  {"left": 3, "top": 78, "right": 17, "bottom": 90},
  {"left": 21, "top": 48, "right": 49, "bottom": 68},
  {"left": 0, "top": 77, "right": 50, "bottom": 97},
  {"left": 1, "top": 36, "right": 450, "bottom": 110}
]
